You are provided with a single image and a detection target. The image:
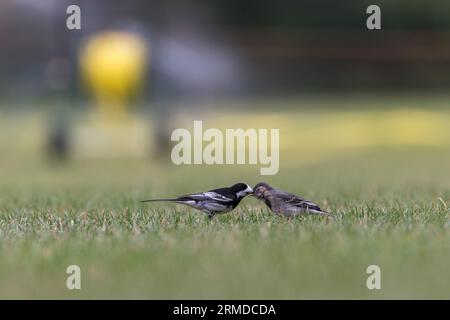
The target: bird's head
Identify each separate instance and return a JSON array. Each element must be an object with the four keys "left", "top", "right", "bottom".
[
  {"left": 253, "top": 182, "right": 273, "bottom": 199},
  {"left": 231, "top": 183, "right": 254, "bottom": 199}
]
